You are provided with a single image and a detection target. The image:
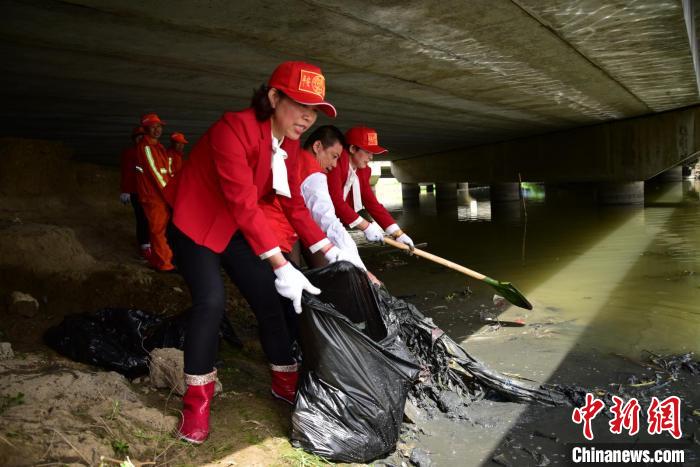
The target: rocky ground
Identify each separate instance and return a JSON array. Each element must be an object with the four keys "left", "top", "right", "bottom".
[{"left": 0, "top": 137, "right": 325, "bottom": 466}]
